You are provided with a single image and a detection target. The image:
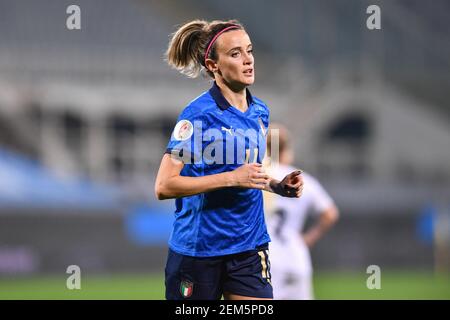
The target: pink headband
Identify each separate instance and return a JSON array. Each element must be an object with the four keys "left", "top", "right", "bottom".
[{"left": 204, "top": 25, "right": 240, "bottom": 67}]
